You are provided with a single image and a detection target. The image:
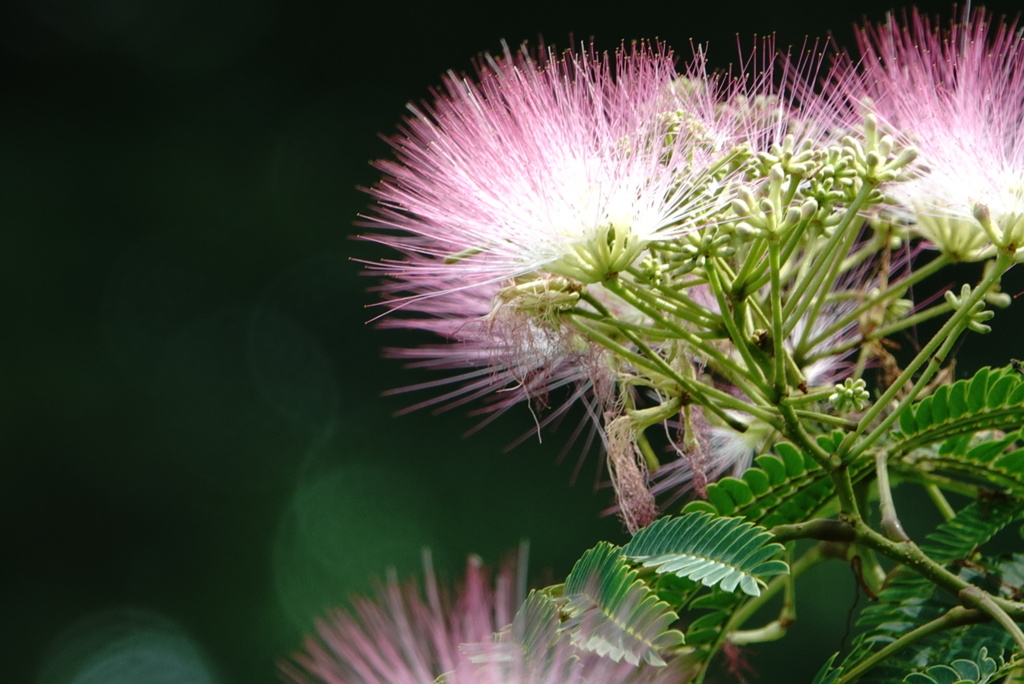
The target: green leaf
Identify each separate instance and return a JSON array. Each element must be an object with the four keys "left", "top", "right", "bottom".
[
  {"left": 891, "top": 365, "right": 1024, "bottom": 463},
  {"left": 901, "top": 646, "right": 1004, "bottom": 683},
  {"left": 841, "top": 501, "right": 1022, "bottom": 679},
  {"left": 949, "top": 379, "right": 968, "bottom": 418},
  {"left": 895, "top": 436, "right": 1024, "bottom": 504},
  {"left": 706, "top": 486, "right": 736, "bottom": 516},
  {"left": 683, "top": 500, "right": 718, "bottom": 515},
  {"left": 622, "top": 512, "right": 787, "bottom": 597},
  {"left": 687, "top": 610, "right": 732, "bottom": 634},
  {"left": 717, "top": 477, "right": 754, "bottom": 506},
  {"left": 987, "top": 375, "right": 1017, "bottom": 409},
  {"left": 816, "top": 430, "right": 845, "bottom": 452},
  {"left": 964, "top": 436, "right": 1015, "bottom": 463},
  {"left": 508, "top": 590, "right": 561, "bottom": 659},
  {"left": 690, "top": 590, "right": 742, "bottom": 610},
  {"left": 742, "top": 468, "right": 771, "bottom": 496},
  {"left": 899, "top": 400, "right": 918, "bottom": 435},
  {"left": 776, "top": 442, "right": 805, "bottom": 477},
  {"left": 903, "top": 666, "right": 961, "bottom": 684},
  {"left": 755, "top": 454, "right": 788, "bottom": 485},
  {"left": 811, "top": 653, "right": 843, "bottom": 684},
  {"left": 967, "top": 367, "right": 990, "bottom": 411},
  {"left": 687, "top": 444, "right": 846, "bottom": 529},
  {"left": 563, "top": 541, "right": 684, "bottom": 666},
  {"left": 931, "top": 385, "right": 950, "bottom": 424},
  {"left": 916, "top": 396, "right": 933, "bottom": 430},
  {"left": 461, "top": 591, "right": 567, "bottom": 677},
  {"left": 1009, "top": 382, "right": 1024, "bottom": 405}
]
